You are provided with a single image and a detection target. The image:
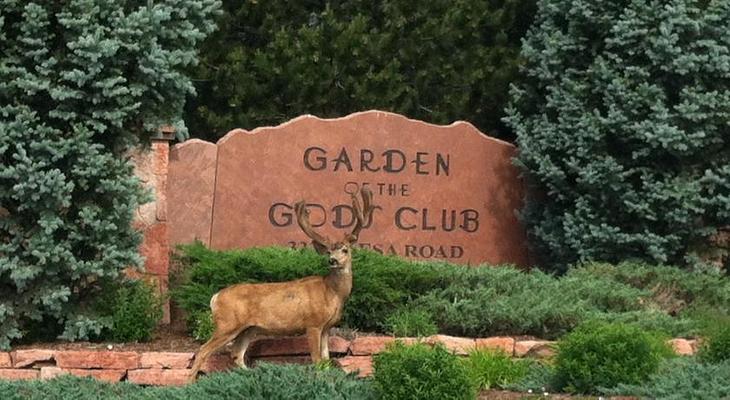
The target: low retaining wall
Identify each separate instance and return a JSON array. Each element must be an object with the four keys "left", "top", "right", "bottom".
[{"left": 0, "top": 335, "right": 698, "bottom": 386}]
